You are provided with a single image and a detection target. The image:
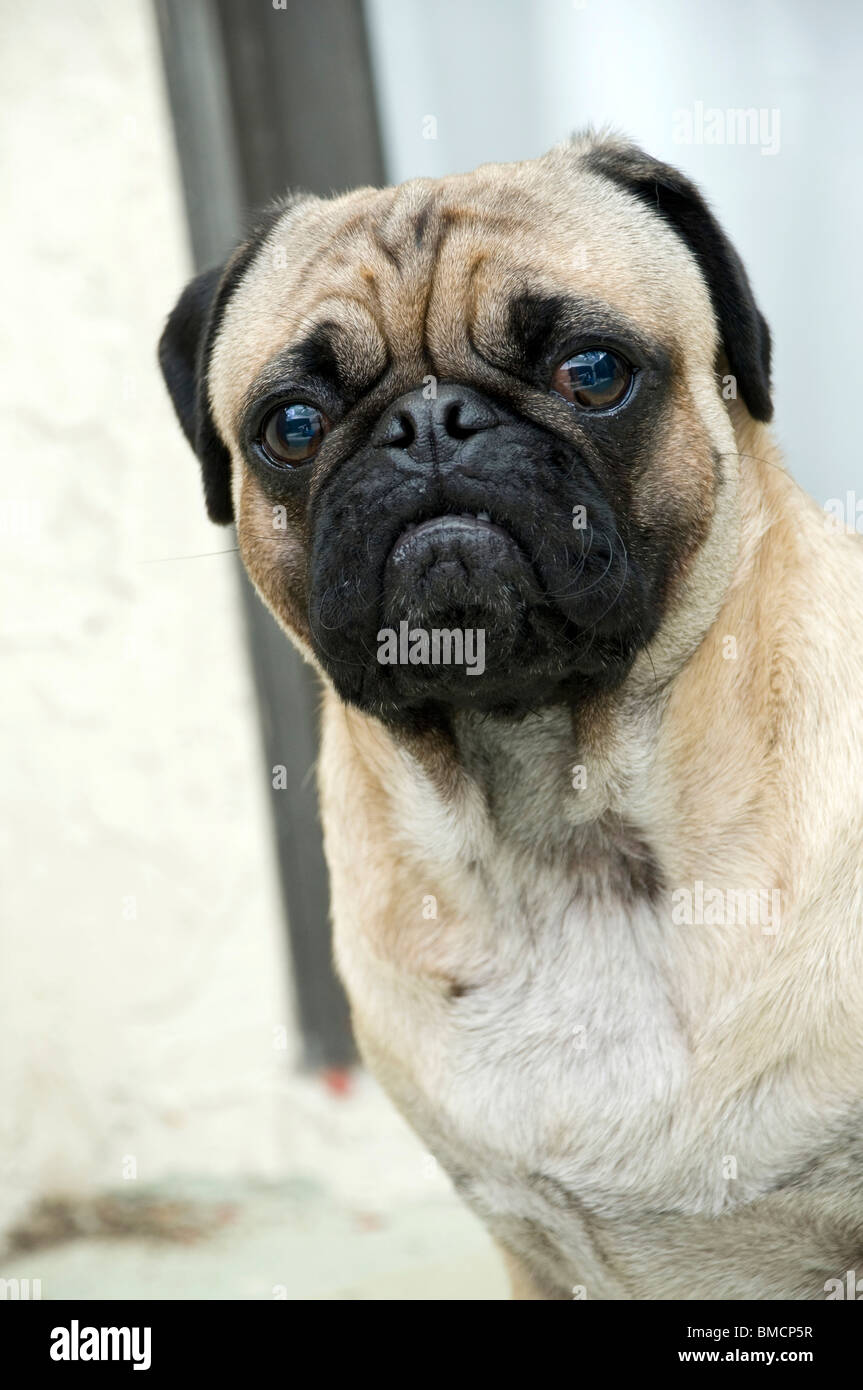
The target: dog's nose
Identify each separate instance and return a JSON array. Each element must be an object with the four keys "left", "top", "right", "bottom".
[{"left": 373, "top": 384, "right": 498, "bottom": 455}]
